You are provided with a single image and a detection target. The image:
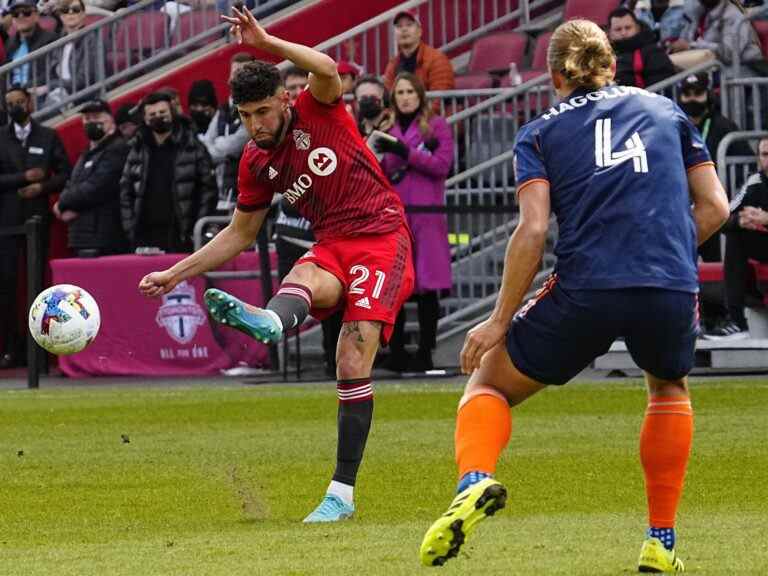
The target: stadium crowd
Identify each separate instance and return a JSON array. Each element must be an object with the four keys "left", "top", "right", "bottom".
[{"left": 2, "top": 0, "right": 768, "bottom": 370}]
